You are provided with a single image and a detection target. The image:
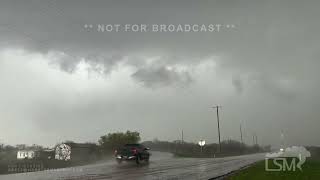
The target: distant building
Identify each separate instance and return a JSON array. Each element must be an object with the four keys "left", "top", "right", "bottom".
[
  {"left": 17, "top": 149, "right": 55, "bottom": 160},
  {"left": 17, "top": 150, "right": 36, "bottom": 159},
  {"left": 173, "top": 140, "right": 184, "bottom": 144}
]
